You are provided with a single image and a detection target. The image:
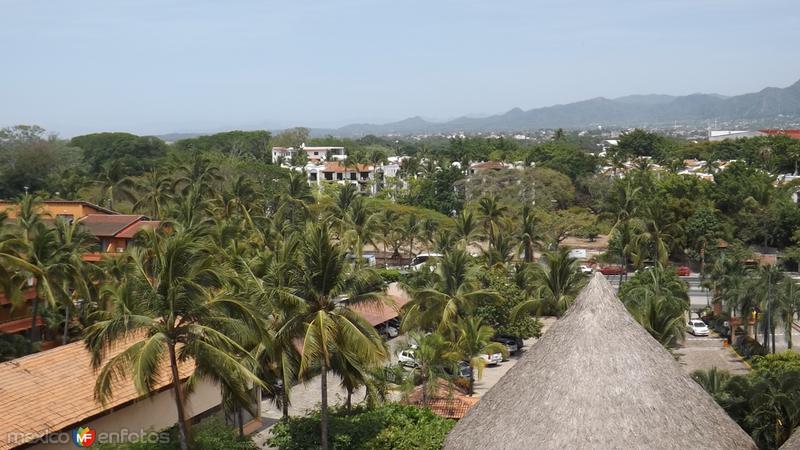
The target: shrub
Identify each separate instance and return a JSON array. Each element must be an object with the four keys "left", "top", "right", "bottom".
[
  {"left": 376, "top": 268, "right": 401, "bottom": 283},
  {"left": 268, "top": 403, "right": 454, "bottom": 450}
]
